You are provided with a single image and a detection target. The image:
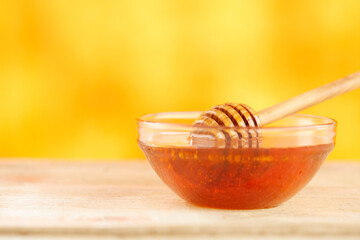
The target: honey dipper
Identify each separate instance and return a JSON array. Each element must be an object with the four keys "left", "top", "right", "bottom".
[{"left": 191, "top": 71, "right": 360, "bottom": 148}]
